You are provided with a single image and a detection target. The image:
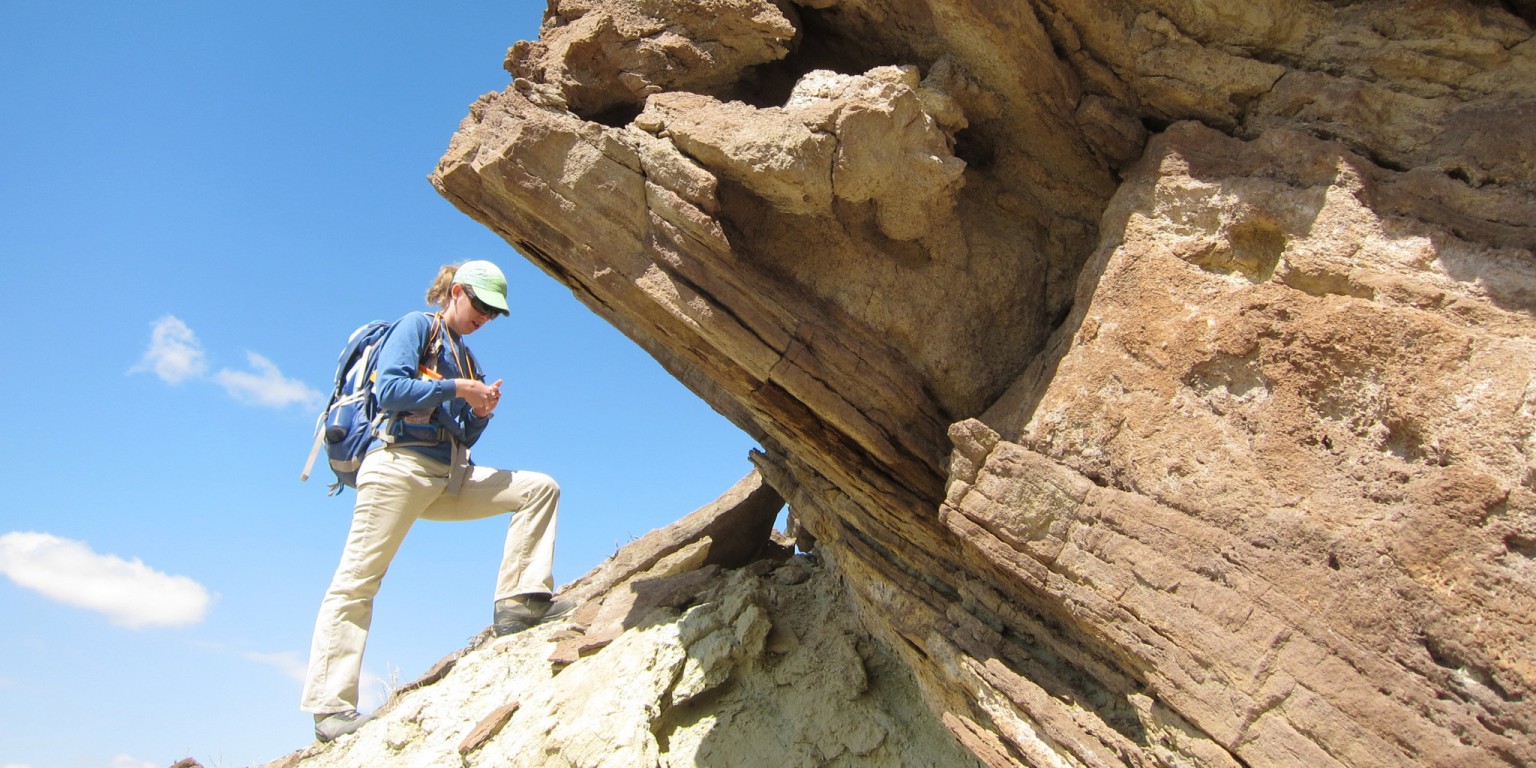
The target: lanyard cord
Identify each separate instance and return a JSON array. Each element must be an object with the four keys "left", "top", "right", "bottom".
[
  {"left": 431, "top": 312, "right": 474, "bottom": 380},
  {"left": 426, "top": 312, "right": 474, "bottom": 495}
]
